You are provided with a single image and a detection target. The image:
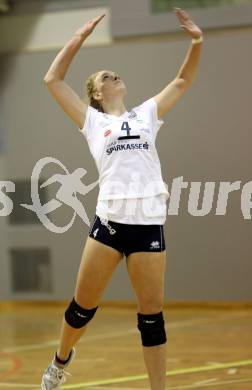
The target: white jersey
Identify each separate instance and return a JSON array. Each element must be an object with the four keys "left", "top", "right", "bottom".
[
  {"left": 78, "top": 97, "right": 169, "bottom": 205},
  {"left": 95, "top": 193, "right": 168, "bottom": 225}
]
